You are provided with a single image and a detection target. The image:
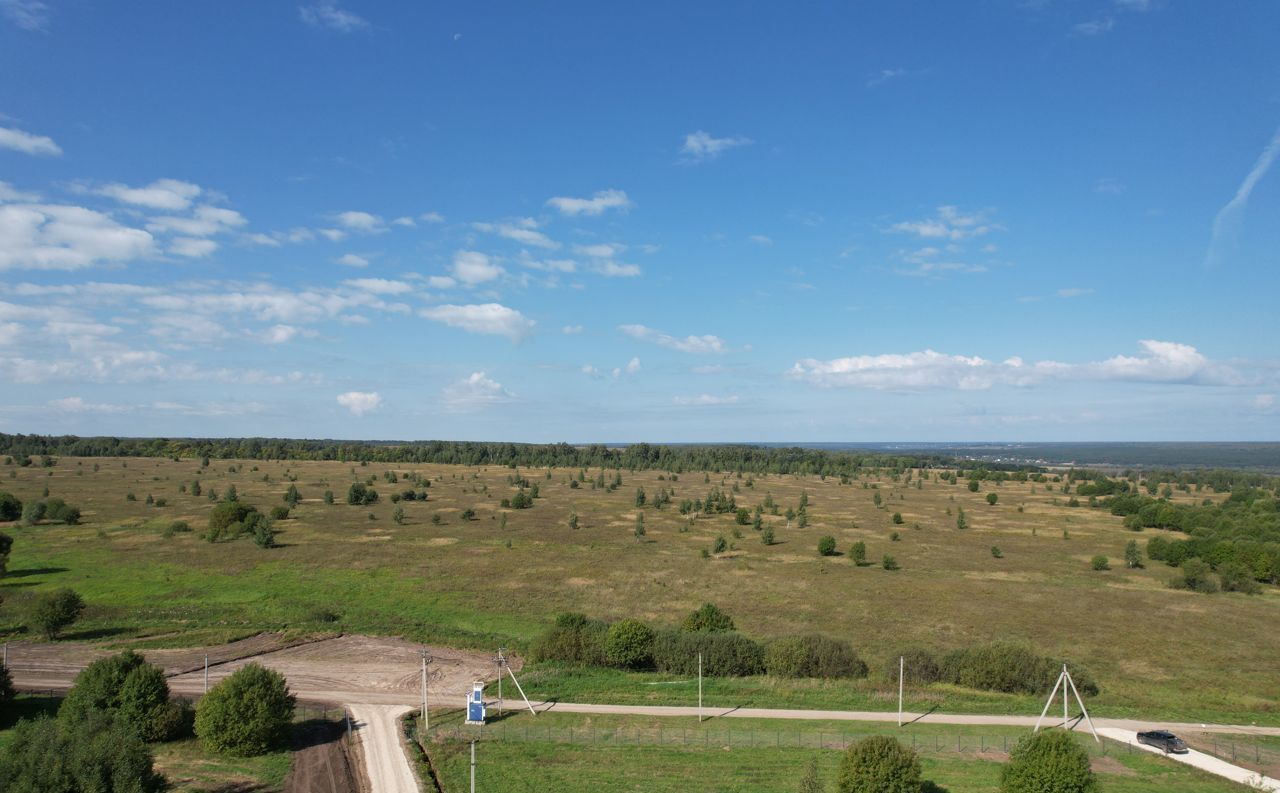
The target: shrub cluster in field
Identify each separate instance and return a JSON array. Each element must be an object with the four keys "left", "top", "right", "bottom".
[
  {"left": 0, "top": 490, "right": 81, "bottom": 526},
  {"left": 530, "top": 605, "right": 1095, "bottom": 695},
  {"left": 885, "top": 642, "right": 1098, "bottom": 696},
  {"left": 531, "top": 604, "right": 868, "bottom": 679}
]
